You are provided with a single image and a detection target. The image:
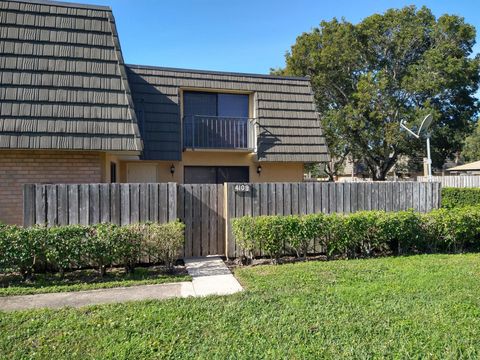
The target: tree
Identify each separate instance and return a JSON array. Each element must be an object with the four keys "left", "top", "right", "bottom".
[
  {"left": 462, "top": 121, "right": 480, "bottom": 161},
  {"left": 275, "top": 6, "right": 480, "bottom": 180}
]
